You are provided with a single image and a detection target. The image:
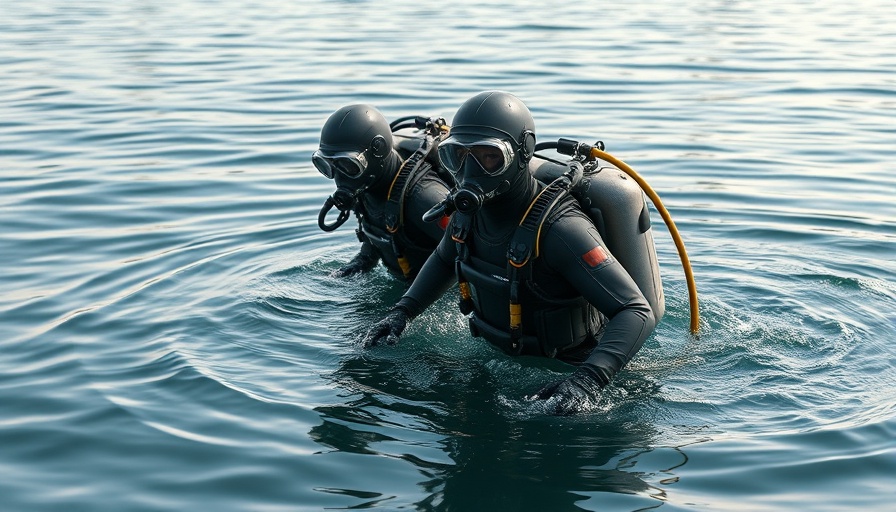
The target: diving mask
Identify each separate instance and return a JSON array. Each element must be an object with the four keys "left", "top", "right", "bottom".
[
  {"left": 312, "top": 149, "right": 370, "bottom": 179},
  {"left": 438, "top": 136, "right": 515, "bottom": 176}
]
